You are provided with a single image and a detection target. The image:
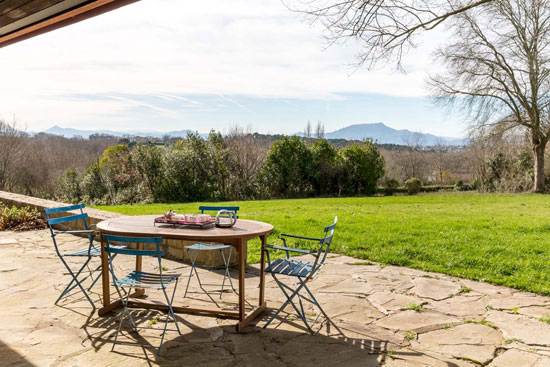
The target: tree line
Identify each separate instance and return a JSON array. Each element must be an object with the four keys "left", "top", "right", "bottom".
[
  {"left": 58, "top": 131, "right": 385, "bottom": 205},
  {"left": 2, "top": 119, "right": 548, "bottom": 204}
]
